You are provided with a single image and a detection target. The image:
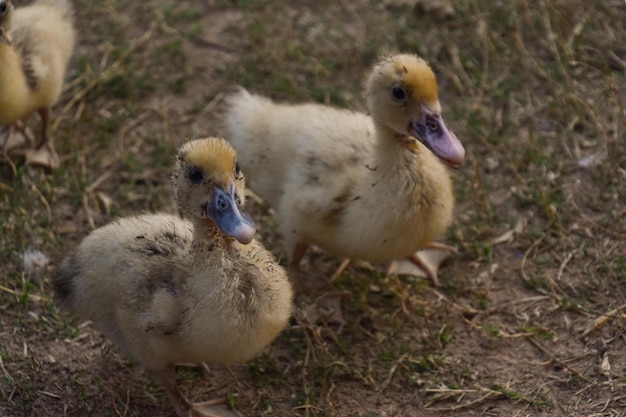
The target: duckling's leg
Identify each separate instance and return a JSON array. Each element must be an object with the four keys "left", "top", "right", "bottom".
[
  {"left": 406, "top": 252, "right": 439, "bottom": 285},
  {"left": 391, "top": 242, "right": 457, "bottom": 286},
  {"left": 1, "top": 122, "right": 35, "bottom": 154},
  {"left": 24, "top": 107, "right": 60, "bottom": 169},
  {"left": 155, "top": 366, "right": 241, "bottom": 417},
  {"left": 288, "top": 242, "right": 309, "bottom": 293},
  {"left": 35, "top": 107, "right": 50, "bottom": 149},
  {"left": 154, "top": 365, "right": 193, "bottom": 417},
  {"left": 0, "top": 123, "right": 27, "bottom": 151}
]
